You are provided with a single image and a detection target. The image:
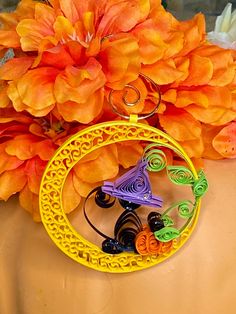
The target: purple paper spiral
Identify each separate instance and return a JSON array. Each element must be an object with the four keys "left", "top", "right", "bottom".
[{"left": 102, "top": 160, "right": 162, "bottom": 208}]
